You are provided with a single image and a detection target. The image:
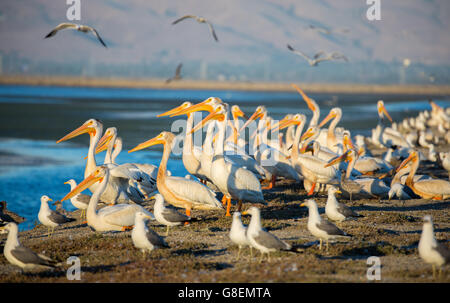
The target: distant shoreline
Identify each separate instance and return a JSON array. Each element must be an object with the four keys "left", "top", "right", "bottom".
[{"left": 1, "top": 75, "right": 450, "bottom": 95}]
